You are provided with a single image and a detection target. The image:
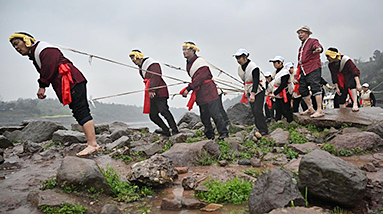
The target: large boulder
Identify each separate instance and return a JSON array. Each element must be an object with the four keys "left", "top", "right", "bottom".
[
  {"left": 227, "top": 103, "right": 254, "bottom": 126},
  {"left": 0, "top": 135, "right": 13, "bottom": 149},
  {"left": 162, "top": 140, "right": 216, "bottom": 167},
  {"left": 17, "top": 121, "right": 66, "bottom": 143},
  {"left": 367, "top": 120, "right": 383, "bottom": 139},
  {"left": 57, "top": 156, "right": 112, "bottom": 195},
  {"left": 298, "top": 149, "right": 367, "bottom": 207},
  {"left": 128, "top": 154, "right": 176, "bottom": 186},
  {"left": 52, "top": 130, "right": 87, "bottom": 145},
  {"left": 248, "top": 168, "right": 305, "bottom": 214},
  {"left": 327, "top": 131, "right": 383, "bottom": 152},
  {"left": 177, "top": 112, "right": 201, "bottom": 129}
]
